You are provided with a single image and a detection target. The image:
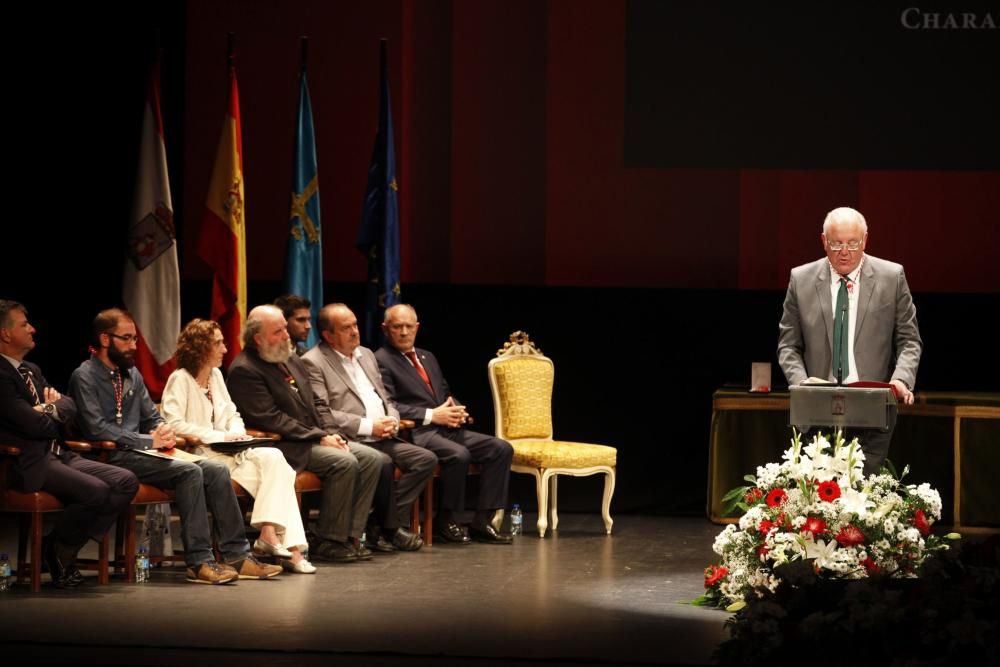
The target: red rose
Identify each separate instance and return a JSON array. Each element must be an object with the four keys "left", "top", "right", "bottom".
[
  {"left": 704, "top": 564, "right": 729, "bottom": 588},
  {"left": 801, "top": 516, "right": 828, "bottom": 536},
  {"left": 766, "top": 488, "right": 788, "bottom": 508},
  {"left": 744, "top": 487, "right": 764, "bottom": 504},
  {"left": 862, "top": 557, "right": 879, "bottom": 573},
  {"left": 759, "top": 519, "right": 776, "bottom": 534},
  {"left": 834, "top": 524, "right": 865, "bottom": 547},
  {"left": 756, "top": 545, "right": 769, "bottom": 560},
  {"left": 913, "top": 509, "right": 931, "bottom": 536},
  {"left": 817, "top": 480, "right": 842, "bottom": 503}
]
